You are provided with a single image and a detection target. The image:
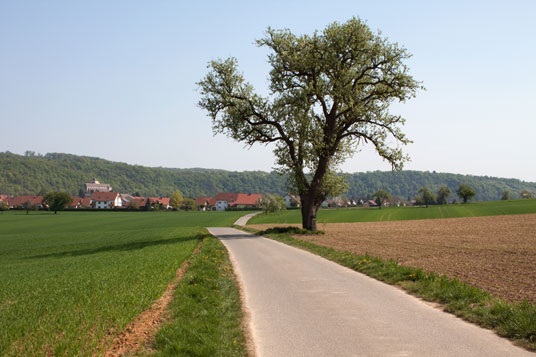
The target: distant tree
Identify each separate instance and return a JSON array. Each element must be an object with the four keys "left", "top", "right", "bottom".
[
  {"left": 418, "top": 187, "right": 436, "bottom": 208},
  {"left": 0, "top": 200, "right": 8, "bottom": 211},
  {"left": 78, "top": 189, "right": 86, "bottom": 198},
  {"left": 170, "top": 189, "right": 183, "bottom": 209},
  {"left": 134, "top": 192, "right": 141, "bottom": 197},
  {"left": 457, "top": 184, "right": 476, "bottom": 203},
  {"left": 182, "top": 198, "right": 197, "bottom": 211},
  {"left": 43, "top": 192, "right": 73, "bottom": 214},
  {"left": 520, "top": 190, "right": 533, "bottom": 199},
  {"left": 436, "top": 185, "right": 451, "bottom": 205},
  {"left": 22, "top": 200, "right": 36, "bottom": 215},
  {"left": 501, "top": 190, "right": 511, "bottom": 200},
  {"left": 372, "top": 190, "right": 391, "bottom": 209}
]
